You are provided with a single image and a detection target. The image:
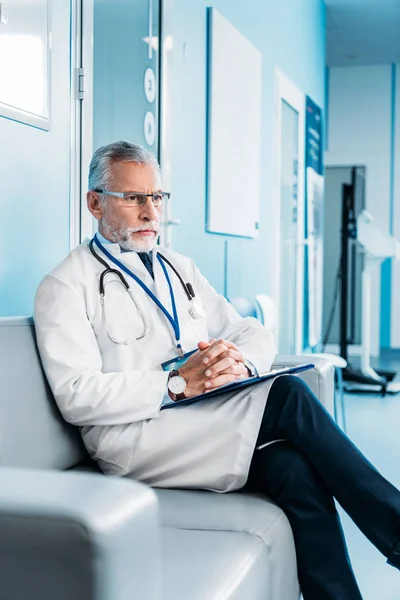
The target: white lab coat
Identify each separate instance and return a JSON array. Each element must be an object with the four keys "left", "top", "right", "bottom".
[{"left": 34, "top": 240, "right": 276, "bottom": 492}]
